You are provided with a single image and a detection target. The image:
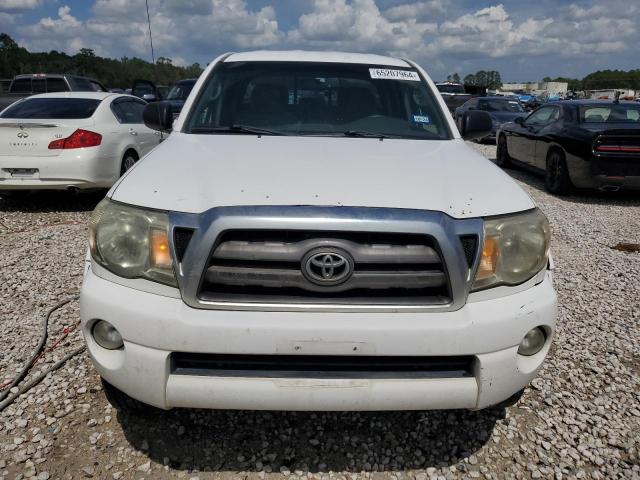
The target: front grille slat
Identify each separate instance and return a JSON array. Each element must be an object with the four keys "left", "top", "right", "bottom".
[
  {"left": 205, "top": 265, "right": 446, "bottom": 292},
  {"left": 172, "top": 353, "right": 474, "bottom": 379},
  {"left": 214, "top": 239, "right": 440, "bottom": 264},
  {"left": 199, "top": 230, "right": 451, "bottom": 306}
]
